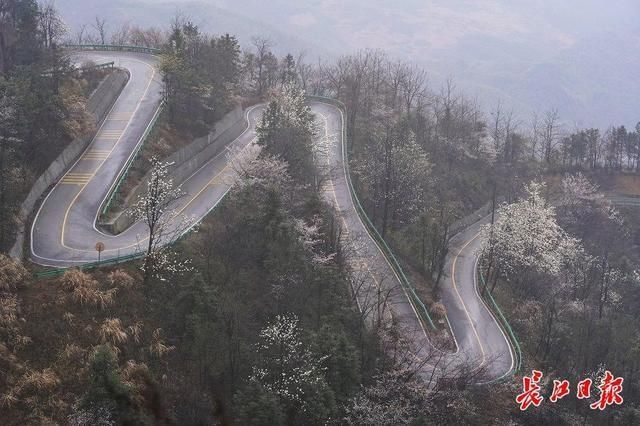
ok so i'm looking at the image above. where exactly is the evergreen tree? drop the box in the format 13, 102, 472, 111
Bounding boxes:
81, 346, 149, 425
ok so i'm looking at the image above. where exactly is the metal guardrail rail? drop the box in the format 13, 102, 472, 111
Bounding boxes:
79, 61, 114, 71
478, 270, 523, 379
35, 252, 143, 278
99, 102, 164, 219
308, 95, 437, 330
59, 43, 166, 219
63, 44, 162, 55
34, 44, 167, 278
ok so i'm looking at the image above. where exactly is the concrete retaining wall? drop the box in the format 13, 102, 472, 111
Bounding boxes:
9, 69, 130, 259
102, 106, 247, 234
87, 70, 130, 122
449, 197, 505, 237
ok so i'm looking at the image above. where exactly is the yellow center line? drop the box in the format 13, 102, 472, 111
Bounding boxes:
175, 165, 230, 216
60, 142, 242, 254
319, 114, 389, 320
108, 112, 133, 119
60, 61, 157, 249
450, 231, 487, 368
58, 101, 259, 254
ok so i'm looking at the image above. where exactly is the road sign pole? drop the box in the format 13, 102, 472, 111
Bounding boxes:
95, 242, 105, 262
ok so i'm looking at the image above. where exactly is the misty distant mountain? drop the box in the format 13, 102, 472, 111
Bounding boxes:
57, 0, 640, 128
58, 0, 330, 57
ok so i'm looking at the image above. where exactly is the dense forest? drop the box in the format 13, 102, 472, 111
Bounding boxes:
0, 0, 102, 252
1, 1, 640, 424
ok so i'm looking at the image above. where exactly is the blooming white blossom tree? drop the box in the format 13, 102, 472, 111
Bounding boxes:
559, 172, 623, 230
481, 181, 583, 286
353, 109, 431, 237
128, 157, 191, 284
257, 83, 315, 137
561, 172, 603, 207
256, 84, 318, 186
249, 314, 327, 410
68, 404, 114, 426
231, 148, 292, 193
294, 215, 336, 265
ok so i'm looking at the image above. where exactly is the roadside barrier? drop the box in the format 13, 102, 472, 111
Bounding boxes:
307, 95, 437, 330
10, 69, 129, 260
98, 102, 164, 220
63, 44, 162, 55
35, 252, 143, 278
477, 269, 523, 379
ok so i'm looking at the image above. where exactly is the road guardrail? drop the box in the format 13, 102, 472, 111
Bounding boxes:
307, 95, 437, 330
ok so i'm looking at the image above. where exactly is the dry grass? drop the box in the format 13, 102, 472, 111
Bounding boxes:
21, 368, 60, 391
0, 294, 19, 327
0, 254, 29, 291
99, 318, 128, 346
59, 344, 87, 364
128, 321, 143, 344
430, 302, 447, 319
107, 269, 137, 290
149, 328, 175, 358
0, 389, 19, 408
59, 269, 118, 309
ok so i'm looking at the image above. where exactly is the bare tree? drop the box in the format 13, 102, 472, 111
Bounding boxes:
400, 64, 427, 117
129, 26, 165, 48
319, 56, 349, 99
542, 108, 561, 163
251, 36, 273, 96
530, 112, 540, 160
489, 101, 504, 160
39, 1, 66, 48
110, 21, 131, 46
435, 79, 458, 141
74, 23, 88, 45
344, 321, 493, 425
92, 16, 108, 45
502, 109, 519, 164
386, 60, 407, 109
295, 50, 313, 91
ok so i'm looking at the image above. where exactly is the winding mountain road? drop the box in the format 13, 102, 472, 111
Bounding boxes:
31, 51, 262, 267
314, 102, 514, 382
31, 50, 514, 383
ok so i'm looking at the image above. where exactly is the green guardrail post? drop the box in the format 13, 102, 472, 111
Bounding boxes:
62, 44, 162, 55
478, 270, 523, 375
99, 101, 164, 218
308, 95, 437, 330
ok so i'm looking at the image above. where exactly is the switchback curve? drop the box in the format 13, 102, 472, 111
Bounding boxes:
31, 50, 515, 383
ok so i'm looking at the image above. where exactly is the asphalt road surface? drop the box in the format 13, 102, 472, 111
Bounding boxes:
31, 51, 262, 267
31, 51, 514, 383
314, 102, 514, 383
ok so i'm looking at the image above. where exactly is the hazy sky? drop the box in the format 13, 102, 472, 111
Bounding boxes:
161, 0, 638, 51
60, 0, 640, 127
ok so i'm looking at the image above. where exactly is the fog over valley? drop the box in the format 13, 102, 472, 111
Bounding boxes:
58, 0, 640, 128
